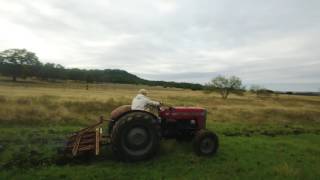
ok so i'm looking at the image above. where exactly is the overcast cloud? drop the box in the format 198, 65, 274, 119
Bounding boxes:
0, 0, 319, 91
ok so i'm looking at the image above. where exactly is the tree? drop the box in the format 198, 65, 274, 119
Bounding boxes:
250, 85, 262, 93
249, 85, 274, 98
39, 63, 66, 80
0, 49, 40, 81
206, 75, 244, 99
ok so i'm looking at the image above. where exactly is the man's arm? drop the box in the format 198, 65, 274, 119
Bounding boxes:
143, 96, 160, 106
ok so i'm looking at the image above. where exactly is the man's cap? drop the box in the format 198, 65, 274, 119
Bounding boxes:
139, 89, 148, 95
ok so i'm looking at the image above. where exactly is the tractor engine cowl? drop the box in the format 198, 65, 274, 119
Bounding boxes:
159, 107, 207, 130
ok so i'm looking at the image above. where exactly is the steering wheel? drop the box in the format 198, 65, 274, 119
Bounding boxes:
158, 103, 174, 111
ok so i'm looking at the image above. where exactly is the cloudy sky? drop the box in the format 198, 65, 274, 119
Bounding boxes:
0, 0, 319, 91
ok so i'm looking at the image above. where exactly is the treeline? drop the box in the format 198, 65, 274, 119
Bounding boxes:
0, 49, 203, 90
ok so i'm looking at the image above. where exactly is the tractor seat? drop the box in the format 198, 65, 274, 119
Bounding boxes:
110, 105, 132, 120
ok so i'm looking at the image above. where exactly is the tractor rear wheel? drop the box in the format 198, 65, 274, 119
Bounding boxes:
110, 111, 160, 161
193, 130, 219, 156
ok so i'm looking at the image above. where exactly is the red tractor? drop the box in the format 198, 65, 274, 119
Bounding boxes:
64, 105, 219, 162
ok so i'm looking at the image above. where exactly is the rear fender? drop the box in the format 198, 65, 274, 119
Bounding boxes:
108, 110, 159, 134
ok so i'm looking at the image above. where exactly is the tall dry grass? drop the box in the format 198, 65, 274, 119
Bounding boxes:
0, 81, 319, 126
0, 95, 130, 125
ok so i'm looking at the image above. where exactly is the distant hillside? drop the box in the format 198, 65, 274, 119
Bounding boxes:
0, 63, 203, 90
276, 91, 320, 96
84, 68, 203, 90
0, 48, 203, 90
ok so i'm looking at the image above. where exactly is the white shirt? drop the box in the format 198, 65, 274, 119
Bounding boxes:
131, 94, 160, 110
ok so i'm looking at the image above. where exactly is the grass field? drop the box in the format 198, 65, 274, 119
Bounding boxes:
0, 80, 320, 179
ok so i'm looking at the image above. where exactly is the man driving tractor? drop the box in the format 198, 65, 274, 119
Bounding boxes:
132, 89, 160, 111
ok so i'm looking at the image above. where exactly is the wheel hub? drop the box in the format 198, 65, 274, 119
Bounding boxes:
127, 127, 148, 146
200, 137, 214, 154
122, 125, 153, 156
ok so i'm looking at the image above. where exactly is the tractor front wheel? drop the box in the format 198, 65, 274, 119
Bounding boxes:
193, 130, 219, 156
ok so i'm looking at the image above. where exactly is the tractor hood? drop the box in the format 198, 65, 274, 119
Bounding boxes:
159, 107, 207, 129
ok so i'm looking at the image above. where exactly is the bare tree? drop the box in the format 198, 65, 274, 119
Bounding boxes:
249, 84, 274, 98
249, 85, 263, 94
206, 75, 244, 99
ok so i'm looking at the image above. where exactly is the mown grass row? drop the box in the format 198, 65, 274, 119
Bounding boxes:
1, 126, 319, 180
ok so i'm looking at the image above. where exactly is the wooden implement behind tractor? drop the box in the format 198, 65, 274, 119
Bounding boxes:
64, 116, 107, 156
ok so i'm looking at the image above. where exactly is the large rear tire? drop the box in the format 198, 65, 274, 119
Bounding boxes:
111, 111, 160, 161
193, 130, 219, 156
